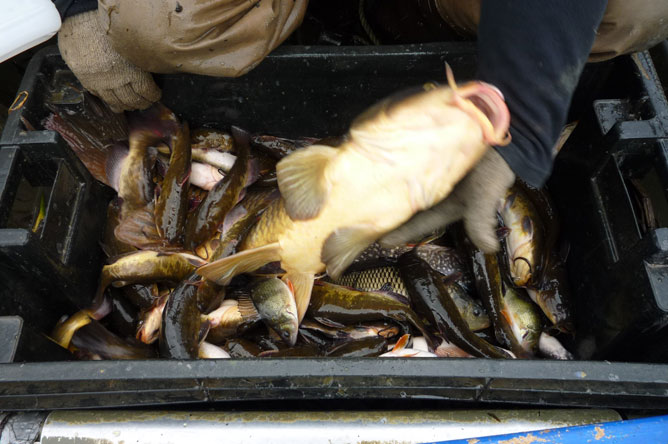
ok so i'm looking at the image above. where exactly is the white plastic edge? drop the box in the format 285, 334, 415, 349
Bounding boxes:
0, 0, 62, 63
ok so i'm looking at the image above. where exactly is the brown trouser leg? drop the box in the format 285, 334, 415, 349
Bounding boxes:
434, 0, 668, 62
98, 0, 309, 77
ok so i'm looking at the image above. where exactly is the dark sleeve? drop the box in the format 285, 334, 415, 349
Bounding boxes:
53, 0, 97, 19
476, 0, 607, 187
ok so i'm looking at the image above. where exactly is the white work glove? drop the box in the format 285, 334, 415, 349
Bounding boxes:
57, 10, 161, 113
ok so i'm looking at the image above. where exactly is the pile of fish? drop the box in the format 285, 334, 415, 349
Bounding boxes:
45, 71, 574, 360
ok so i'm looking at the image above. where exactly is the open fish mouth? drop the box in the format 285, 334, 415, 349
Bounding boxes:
444, 66, 511, 147
459, 81, 511, 146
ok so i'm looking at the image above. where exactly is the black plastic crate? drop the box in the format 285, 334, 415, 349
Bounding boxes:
1, 45, 668, 411
549, 51, 668, 361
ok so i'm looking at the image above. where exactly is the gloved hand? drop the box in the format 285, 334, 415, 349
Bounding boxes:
57, 10, 161, 113
380, 149, 515, 253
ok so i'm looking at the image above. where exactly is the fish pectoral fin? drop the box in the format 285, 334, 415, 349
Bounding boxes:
276, 145, 337, 220
197, 242, 281, 285
285, 271, 315, 323
322, 224, 378, 280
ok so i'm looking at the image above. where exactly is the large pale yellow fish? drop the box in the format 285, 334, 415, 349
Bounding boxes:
198, 68, 511, 322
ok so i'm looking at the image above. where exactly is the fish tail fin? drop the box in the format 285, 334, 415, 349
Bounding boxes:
276, 145, 337, 220
43, 113, 118, 188
284, 271, 314, 323
197, 242, 281, 285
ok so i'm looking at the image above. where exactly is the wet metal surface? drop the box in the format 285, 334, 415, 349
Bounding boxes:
39, 409, 621, 444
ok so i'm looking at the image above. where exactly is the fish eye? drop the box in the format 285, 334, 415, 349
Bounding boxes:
473, 308, 481, 316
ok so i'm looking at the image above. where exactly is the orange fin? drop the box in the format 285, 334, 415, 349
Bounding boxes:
284, 271, 315, 323
391, 334, 411, 352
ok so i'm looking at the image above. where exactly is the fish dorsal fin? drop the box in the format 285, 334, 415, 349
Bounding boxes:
276, 145, 337, 220
197, 242, 281, 285
322, 224, 378, 280
284, 271, 315, 323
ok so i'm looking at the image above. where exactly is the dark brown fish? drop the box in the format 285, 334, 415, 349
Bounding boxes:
122, 284, 160, 310
499, 184, 548, 288
154, 122, 191, 245
516, 181, 560, 242
308, 281, 435, 346
300, 319, 401, 341
159, 274, 203, 359
398, 250, 512, 359
105, 141, 157, 218
298, 327, 332, 349
468, 246, 528, 358
526, 254, 575, 335
106, 290, 140, 339
196, 280, 224, 314
185, 127, 252, 251
325, 337, 388, 357
99, 251, 206, 292
414, 244, 476, 294
333, 266, 488, 331
108, 104, 183, 218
